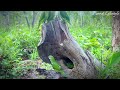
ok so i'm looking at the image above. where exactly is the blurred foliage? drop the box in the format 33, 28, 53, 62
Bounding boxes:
99, 52, 120, 79
37, 11, 70, 29
0, 11, 119, 79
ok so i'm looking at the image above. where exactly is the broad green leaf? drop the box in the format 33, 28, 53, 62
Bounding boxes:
48, 55, 61, 70
60, 11, 70, 24
48, 55, 66, 76
108, 52, 120, 66
101, 52, 120, 77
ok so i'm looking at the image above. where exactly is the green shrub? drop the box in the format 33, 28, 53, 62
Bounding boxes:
0, 25, 40, 78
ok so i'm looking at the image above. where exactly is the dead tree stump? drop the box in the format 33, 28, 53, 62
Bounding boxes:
37, 18, 103, 79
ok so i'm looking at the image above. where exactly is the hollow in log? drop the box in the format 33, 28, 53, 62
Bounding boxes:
37, 18, 103, 79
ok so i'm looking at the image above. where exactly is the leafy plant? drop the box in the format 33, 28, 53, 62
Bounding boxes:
108, 52, 120, 66
99, 52, 120, 79
48, 55, 61, 71
37, 11, 70, 29
48, 55, 65, 75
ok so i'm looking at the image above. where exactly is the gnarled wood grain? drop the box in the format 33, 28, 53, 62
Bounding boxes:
37, 18, 103, 79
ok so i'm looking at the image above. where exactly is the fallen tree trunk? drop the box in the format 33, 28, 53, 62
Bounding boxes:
37, 18, 104, 79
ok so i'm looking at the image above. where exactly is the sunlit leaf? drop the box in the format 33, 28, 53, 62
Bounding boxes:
48, 55, 61, 70
108, 52, 120, 66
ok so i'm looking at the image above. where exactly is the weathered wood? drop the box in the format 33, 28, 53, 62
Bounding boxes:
112, 11, 120, 52
37, 18, 103, 79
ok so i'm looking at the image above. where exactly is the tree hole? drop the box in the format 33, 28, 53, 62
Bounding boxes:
61, 57, 74, 69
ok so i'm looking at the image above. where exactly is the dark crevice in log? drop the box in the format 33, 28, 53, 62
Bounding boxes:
61, 56, 74, 69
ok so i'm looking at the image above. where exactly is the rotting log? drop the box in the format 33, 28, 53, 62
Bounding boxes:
37, 18, 104, 79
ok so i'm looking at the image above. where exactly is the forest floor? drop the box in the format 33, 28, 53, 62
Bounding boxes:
0, 23, 120, 79
11, 58, 64, 79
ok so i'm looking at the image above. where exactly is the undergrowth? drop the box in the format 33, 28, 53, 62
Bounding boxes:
0, 18, 119, 79
0, 25, 40, 78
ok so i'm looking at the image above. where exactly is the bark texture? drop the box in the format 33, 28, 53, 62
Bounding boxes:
112, 11, 120, 52
37, 18, 102, 79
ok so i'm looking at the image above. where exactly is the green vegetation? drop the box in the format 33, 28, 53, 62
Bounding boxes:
0, 11, 119, 79
48, 55, 65, 75
0, 25, 40, 78
100, 52, 120, 78
48, 55, 61, 71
